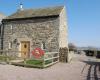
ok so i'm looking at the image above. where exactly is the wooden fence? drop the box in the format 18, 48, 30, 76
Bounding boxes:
0, 50, 59, 68
43, 52, 59, 67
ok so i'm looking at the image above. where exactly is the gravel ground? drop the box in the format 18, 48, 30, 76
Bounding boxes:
0, 54, 99, 80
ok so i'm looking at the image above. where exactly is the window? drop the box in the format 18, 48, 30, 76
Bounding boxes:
10, 25, 13, 29
41, 42, 46, 50
10, 25, 13, 34
9, 42, 12, 49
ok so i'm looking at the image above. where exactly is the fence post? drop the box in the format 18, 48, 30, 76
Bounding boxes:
42, 54, 45, 68
24, 58, 26, 64
52, 53, 53, 64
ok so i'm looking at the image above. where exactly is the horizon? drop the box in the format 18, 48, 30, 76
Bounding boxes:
0, 0, 100, 48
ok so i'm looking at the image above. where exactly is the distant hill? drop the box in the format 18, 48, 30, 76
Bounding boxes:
77, 46, 100, 51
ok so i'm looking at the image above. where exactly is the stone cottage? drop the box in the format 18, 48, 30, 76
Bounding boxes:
1, 6, 68, 62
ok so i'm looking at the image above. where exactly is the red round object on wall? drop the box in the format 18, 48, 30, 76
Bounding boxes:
31, 48, 44, 58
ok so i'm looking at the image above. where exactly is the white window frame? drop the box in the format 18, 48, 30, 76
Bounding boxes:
9, 42, 12, 49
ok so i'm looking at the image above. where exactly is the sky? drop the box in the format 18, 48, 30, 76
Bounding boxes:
0, 0, 100, 47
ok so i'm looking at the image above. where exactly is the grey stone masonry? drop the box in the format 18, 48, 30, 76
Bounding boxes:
3, 17, 59, 56
59, 6, 69, 62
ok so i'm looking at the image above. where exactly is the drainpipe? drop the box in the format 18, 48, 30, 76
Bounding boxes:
1, 22, 4, 50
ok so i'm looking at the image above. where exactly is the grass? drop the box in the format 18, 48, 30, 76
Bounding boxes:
26, 60, 43, 66
18, 59, 53, 68
0, 55, 16, 62
0, 56, 12, 64
0, 55, 8, 62
11, 59, 53, 68
45, 60, 52, 64
25, 59, 52, 65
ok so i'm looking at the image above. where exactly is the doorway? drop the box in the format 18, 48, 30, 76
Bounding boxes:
21, 41, 30, 58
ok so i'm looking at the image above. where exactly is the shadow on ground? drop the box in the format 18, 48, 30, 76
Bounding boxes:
81, 60, 100, 80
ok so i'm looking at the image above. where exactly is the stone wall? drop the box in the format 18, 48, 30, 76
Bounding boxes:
59, 6, 68, 48
3, 17, 59, 56
59, 47, 68, 62
68, 51, 74, 62
59, 7, 69, 62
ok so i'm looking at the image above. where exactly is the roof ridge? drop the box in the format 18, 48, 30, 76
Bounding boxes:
4, 5, 64, 20
22, 5, 64, 11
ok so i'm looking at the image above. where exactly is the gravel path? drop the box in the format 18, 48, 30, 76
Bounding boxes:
0, 54, 99, 80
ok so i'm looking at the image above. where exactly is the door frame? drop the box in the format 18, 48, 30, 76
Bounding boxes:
18, 38, 31, 58
20, 41, 30, 58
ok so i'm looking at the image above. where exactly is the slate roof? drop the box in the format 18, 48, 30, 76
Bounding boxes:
5, 6, 64, 20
